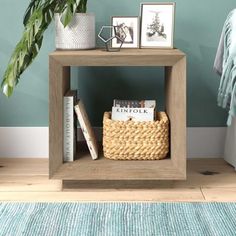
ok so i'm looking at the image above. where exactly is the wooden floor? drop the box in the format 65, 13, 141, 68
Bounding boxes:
0, 158, 236, 202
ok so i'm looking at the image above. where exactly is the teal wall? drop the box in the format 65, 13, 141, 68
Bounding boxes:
0, 0, 234, 127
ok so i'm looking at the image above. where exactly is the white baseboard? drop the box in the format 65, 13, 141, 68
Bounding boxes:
0, 127, 49, 158
0, 127, 226, 158
187, 127, 226, 158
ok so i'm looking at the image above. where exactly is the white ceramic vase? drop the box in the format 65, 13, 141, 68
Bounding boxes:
55, 13, 95, 50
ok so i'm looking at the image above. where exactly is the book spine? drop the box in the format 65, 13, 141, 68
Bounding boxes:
111, 107, 155, 122
80, 119, 98, 160
114, 99, 142, 108
74, 105, 98, 160
113, 99, 156, 108
64, 96, 75, 162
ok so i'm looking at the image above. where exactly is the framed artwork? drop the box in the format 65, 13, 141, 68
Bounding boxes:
111, 16, 139, 48
140, 3, 175, 48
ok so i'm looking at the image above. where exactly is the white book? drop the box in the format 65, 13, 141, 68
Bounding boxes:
74, 100, 98, 160
64, 90, 77, 162
111, 106, 155, 122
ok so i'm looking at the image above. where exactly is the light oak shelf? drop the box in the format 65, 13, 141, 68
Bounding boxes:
52, 149, 184, 181
49, 48, 187, 184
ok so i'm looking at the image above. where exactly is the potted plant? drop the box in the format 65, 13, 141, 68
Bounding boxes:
55, 2, 95, 50
1, 0, 94, 97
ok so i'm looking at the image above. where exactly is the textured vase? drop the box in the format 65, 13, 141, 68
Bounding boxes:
55, 13, 95, 50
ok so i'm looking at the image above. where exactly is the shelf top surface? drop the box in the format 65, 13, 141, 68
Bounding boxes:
49, 48, 186, 66
50, 48, 185, 57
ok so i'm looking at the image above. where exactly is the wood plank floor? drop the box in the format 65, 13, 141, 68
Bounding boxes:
0, 158, 236, 202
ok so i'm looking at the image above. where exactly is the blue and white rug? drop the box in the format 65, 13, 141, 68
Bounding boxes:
0, 202, 235, 236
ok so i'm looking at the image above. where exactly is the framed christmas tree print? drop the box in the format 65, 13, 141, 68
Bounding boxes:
140, 3, 175, 48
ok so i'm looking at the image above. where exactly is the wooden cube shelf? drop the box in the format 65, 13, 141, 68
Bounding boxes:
49, 49, 187, 183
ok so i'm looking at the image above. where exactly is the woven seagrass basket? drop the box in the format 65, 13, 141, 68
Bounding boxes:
103, 112, 169, 160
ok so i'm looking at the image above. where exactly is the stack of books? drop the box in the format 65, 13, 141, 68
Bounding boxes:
63, 90, 98, 162
111, 99, 157, 122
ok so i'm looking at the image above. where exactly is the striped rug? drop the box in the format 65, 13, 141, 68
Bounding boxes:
0, 202, 235, 236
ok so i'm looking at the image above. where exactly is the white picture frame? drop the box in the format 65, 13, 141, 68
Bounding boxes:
111, 16, 139, 48
140, 3, 175, 48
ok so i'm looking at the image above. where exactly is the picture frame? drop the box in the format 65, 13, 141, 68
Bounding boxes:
140, 3, 175, 48
111, 16, 139, 48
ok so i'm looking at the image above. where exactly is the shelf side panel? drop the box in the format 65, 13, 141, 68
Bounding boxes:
165, 57, 187, 178
49, 57, 70, 178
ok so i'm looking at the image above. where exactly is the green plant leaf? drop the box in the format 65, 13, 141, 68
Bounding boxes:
23, 0, 41, 26
60, 8, 73, 27
77, 0, 87, 13
1, 0, 88, 97
1, 1, 57, 97
60, 0, 81, 27
23, 0, 57, 25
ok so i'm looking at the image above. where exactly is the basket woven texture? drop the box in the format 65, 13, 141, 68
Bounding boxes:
103, 112, 169, 160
